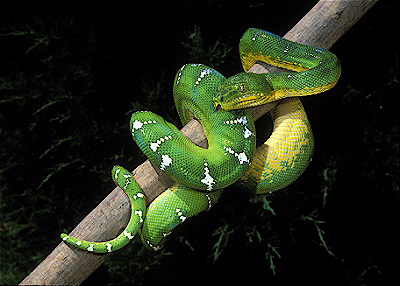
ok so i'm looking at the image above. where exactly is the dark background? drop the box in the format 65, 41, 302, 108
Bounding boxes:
0, 0, 398, 285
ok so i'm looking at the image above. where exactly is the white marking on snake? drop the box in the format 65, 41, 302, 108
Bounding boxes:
62, 235, 70, 241
176, 71, 182, 84
149, 142, 158, 152
123, 230, 135, 239
223, 147, 250, 165
200, 68, 212, 78
224, 116, 248, 125
160, 154, 172, 170
243, 126, 253, 138
87, 244, 94, 252
134, 210, 144, 223
237, 116, 248, 124
224, 116, 253, 138
133, 192, 144, 200
150, 135, 173, 152
124, 179, 130, 189
200, 161, 215, 191
76, 240, 82, 246
195, 68, 212, 86
132, 120, 157, 133
176, 208, 187, 222
237, 152, 249, 164
106, 243, 112, 252
205, 194, 212, 211
132, 120, 143, 130
114, 168, 120, 180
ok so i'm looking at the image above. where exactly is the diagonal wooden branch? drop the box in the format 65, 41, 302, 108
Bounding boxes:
20, 0, 379, 285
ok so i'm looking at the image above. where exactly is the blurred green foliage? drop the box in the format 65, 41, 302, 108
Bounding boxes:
1, 1, 398, 285
179, 25, 232, 68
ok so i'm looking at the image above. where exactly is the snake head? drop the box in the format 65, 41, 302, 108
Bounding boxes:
213, 72, 274, 111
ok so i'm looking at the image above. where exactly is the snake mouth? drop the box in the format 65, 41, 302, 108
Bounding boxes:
213, 104, 222, 113
230, 92, 271, 109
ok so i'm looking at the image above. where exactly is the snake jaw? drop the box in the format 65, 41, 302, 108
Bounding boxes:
212, 93, 228, 111
213, 103, 222, 113
214, 90, 265, 110
214, 88, 243, 111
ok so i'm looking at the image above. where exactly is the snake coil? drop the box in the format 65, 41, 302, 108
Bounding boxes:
61, 28, 340, 252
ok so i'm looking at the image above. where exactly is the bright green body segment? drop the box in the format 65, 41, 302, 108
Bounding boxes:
213, 28, 341, 110
60, 165, 146, 253
130, 64, 256, 192
61, 28, 340, 252
141, 186, 222, 250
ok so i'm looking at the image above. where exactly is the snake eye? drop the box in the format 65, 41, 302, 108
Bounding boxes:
240, 84, 247, 93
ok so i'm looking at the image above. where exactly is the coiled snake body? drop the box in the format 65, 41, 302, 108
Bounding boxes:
61, 28, 341, 252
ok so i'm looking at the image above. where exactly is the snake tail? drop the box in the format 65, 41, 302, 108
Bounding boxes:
140, 185, 223, 251
60, 165, 146, 253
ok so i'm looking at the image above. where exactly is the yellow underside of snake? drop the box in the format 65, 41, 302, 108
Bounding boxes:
61, 28, 341, 252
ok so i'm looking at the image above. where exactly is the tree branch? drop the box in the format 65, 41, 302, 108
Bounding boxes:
20, 0, 379, 285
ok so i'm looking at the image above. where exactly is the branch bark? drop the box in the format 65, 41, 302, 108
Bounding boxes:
20, 0, 379, 285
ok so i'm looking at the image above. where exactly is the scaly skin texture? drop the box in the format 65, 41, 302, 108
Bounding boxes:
61, 166, 146, 253
213, 28, 341, 110
61, 28, 340, 252
141, 185, 222, 250
236, 97, 314, 194
131, 64, 256, 192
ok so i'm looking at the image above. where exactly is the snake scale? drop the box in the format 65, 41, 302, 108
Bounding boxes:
61, 28, 341, 252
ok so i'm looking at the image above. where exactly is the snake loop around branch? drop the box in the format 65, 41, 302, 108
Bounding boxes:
61, 28, 340, 252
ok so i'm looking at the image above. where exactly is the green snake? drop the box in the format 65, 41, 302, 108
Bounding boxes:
61, 28, 341, 252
